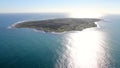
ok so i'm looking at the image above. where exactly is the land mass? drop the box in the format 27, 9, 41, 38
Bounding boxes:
14, 18, 101, 32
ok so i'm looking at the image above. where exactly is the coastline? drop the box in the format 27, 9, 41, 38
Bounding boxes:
7, 19, 46, 29
8, 18, 100, 34
8, 22, 100, 34
7, 20, 28, 29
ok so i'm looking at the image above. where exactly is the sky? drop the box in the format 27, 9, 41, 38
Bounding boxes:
0, 0, 120, 17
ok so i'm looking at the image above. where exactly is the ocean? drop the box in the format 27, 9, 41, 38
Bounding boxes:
0, 13, 120, 68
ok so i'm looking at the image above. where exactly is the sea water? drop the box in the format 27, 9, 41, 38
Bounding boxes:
0, 13, 120, 68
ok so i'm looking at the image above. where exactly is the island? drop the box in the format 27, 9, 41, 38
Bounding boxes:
13, 18, 100, 32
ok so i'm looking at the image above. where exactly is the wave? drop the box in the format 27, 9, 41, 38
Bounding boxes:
95, 22, 101, 28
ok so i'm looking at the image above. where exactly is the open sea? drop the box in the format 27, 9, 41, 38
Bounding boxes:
0, 13, 120, 68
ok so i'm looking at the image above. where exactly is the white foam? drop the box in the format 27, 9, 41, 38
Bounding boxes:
94, 22, 100, 28
7, 20, 39, 29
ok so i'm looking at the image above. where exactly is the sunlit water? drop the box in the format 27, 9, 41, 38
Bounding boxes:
55, 28, 110, 68
0, 14, 120, 68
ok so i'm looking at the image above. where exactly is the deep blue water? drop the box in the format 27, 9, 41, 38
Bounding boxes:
0, 13, 120, 68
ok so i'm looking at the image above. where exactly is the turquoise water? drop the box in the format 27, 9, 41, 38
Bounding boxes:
0, 13, 120, 68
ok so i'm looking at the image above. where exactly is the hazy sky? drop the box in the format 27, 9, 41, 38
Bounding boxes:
0, 0, 120, 17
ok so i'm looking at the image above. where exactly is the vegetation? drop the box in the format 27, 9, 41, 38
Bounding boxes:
14, 18, 100, 32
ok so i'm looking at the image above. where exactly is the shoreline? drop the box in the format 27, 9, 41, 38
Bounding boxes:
8, 18, 100, 34
8, 20, 27, 29
7, 18, 59, 29
8, 20, 38, 29
8, 22, 100, 34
